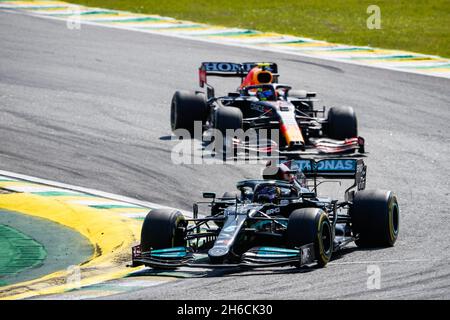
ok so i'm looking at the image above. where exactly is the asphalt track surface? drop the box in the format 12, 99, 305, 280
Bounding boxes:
1, 10, 449, 299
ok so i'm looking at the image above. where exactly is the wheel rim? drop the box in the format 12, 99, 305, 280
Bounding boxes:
172, 216, 186, 247
321, 220, 332, 256
390, 202, 399, 238
170, 99, 177, 130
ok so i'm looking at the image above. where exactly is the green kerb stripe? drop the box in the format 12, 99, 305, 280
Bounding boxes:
194, 30, 258, 37
99, 17, 170, 23
345, 54, 420, 60
79, 10, 118, 15
274, 40, 309, 44
326, 47, 372, 52
32, 191, 89, 197
21, 6, 69, 10
141, 24, 203, 30
50, 10, 118, 16
404, 63, 450, 69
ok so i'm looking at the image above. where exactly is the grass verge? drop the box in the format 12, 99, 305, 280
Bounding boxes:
68, 0, 449, 58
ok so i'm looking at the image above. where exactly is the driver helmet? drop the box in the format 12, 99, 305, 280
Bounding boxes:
256, 87, 275, 101
262, 161, 307, 187
254, 185, 281, 204
262, 163, 294, 182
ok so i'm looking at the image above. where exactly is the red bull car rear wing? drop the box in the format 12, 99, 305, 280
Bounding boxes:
199, 62, 279, 88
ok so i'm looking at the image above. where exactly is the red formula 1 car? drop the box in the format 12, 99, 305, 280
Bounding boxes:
170, 62, 365, 156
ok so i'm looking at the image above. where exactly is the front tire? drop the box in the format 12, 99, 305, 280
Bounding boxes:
350, 190, 399, 247
327, 106, 357, 140
140, 209, 186, 252
287, 208, 333, 267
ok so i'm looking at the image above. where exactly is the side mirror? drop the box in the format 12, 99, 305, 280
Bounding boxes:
203, 192, 216, 199
207, 86, 215, 100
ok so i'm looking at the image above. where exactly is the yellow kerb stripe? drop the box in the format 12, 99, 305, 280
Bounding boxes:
0, 193, 145, 300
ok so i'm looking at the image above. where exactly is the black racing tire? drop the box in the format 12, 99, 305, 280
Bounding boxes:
214, 106, 243, 135
170, 90, 207, 135
213, 106, 243, 157
288, 89, 313, 112
287, 208, 333, 267
140, 209, 186, 252
350, 190, 399, 248
288, 89, 308, 99
327, 106, 358, 140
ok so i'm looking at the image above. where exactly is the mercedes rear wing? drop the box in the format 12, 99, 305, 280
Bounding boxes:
280, 158, 367, 196
285, 158, 364, 178
199, 62, 279, 88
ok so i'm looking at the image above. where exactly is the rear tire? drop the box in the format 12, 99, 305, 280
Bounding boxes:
287, 208, 333, 267
222, 191, 239, 199
171, 90, 207, 135
288, 89, 313, 112
350, 190, 399, 247
288, 89, 307, 99
140, 209, 186, 252
327, 106, 357, 140
214, 106, 243, 134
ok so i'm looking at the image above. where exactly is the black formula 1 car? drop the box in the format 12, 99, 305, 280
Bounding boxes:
170, 62, 365, 156
131, 158, 399, 269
